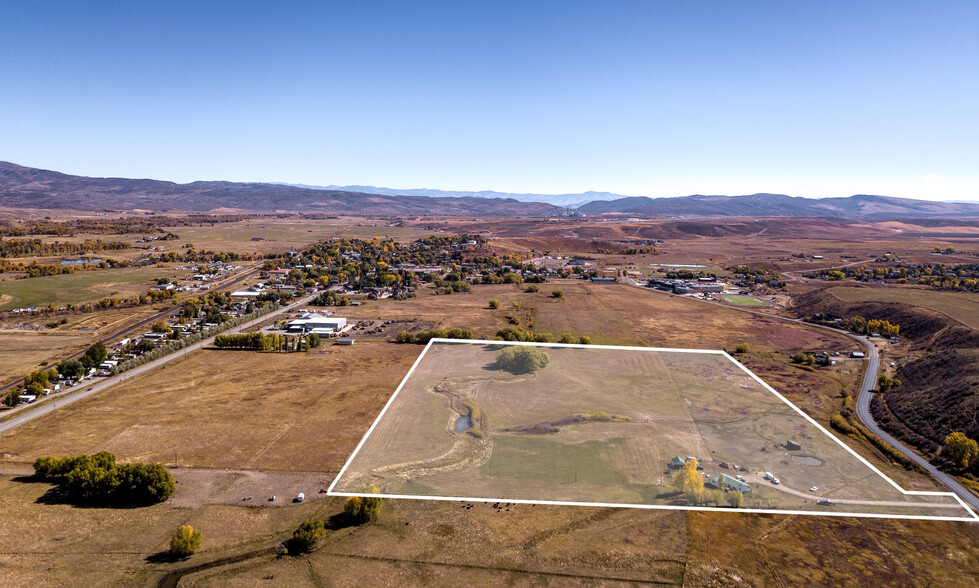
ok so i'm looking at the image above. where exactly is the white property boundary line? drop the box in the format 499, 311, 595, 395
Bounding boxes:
328, 339, 979, 522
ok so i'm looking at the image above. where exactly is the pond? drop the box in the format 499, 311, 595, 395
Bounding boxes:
454, 415, 472, 433
791, 456, 823, 466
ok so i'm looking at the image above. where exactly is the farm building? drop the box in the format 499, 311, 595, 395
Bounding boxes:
850, 351, 865, 358
286, 314, 347, 333
591, 277, 616, 284
337, 338, 355, 345
707, 473, 751, 493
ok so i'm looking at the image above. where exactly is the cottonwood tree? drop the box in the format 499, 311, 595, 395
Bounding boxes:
945, 432, 979, 470
495, 346, 550, 374
169, 525, 203, 558
343, 484, 383, 523
290, 519, 326, 554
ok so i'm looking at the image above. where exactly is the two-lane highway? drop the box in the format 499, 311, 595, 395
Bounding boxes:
0, 294, 314, 435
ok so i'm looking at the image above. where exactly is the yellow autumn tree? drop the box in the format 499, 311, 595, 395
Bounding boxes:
169, 525, 203, 558
671, 458, 704, 503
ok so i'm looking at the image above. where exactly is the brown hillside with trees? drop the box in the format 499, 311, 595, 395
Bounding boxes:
791, 287, 979, 468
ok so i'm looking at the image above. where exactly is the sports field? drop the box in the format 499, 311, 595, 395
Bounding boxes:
332, 340, 973, 520
719, 295, 770, 307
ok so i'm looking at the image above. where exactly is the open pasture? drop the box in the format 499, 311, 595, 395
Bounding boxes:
0, 342, 419, 473
0, 266, 187, 310
333, 341, 970, 518
169, 217, 433, 253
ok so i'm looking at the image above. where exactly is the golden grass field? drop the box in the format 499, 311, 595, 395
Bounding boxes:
3, 217, 979, 586
826, 285, 979, 330
0, 304, 179, 385
0, 342, 419, 473
335, 342, 966, 517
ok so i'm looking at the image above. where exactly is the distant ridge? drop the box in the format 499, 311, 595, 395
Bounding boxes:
2, 162, 978, 218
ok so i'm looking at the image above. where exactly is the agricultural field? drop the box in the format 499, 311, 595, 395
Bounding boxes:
719, 294, 771, 307
168, 217, 433, 254
333, 341, 971, 519
0, 342, 419, 474
0, 266, 188, 310
338, 280, 857, 352
825, 285, 979, 330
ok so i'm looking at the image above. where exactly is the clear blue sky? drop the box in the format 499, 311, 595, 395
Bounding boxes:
2, 1, 977, 200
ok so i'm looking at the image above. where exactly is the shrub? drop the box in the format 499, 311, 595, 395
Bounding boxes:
551, 289, 564, 298
734, 343, 750, 353
169, 525, 203, 558
525, 285, 540, 293
488, 299, 501, 309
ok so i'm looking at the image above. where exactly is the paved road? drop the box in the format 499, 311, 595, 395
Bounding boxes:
0, 294, 314, 435
622, 278, 979, 513
0, 263, 264, 395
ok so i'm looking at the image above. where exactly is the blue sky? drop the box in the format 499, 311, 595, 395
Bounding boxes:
1, 1, 977, 200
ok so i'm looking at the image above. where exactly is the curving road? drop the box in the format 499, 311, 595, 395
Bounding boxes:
621, 278, 979, 513
0, 294, 314, 435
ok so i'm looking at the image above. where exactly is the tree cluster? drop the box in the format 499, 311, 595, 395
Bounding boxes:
945, 432, 979, 471
495, 346, 550, 374
214, 332, 320, 351
846, 316, 900, 336
33, 451, 175, 505
343, 484, 383, 524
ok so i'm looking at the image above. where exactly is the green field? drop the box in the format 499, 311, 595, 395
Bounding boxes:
828, 286, 979, 329
0, 267, 186, 310
332, 342, 968, 518
719, 294, 770, 307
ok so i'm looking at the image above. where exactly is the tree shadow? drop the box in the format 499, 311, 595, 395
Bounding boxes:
145, 550, 182, 564
324, 512, 359, 531
29, 482, 148, 510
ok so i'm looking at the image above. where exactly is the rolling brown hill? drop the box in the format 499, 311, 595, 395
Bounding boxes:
4, 161, 979, 218
0, 162, 563, 216
791, 286, 979, 468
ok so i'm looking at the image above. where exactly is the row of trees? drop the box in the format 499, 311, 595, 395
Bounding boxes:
112, 303, 280, 374
214, 332, 320, 351
394, 328, 473, 344
33, 451, 175, 505
847, 316, 900, 336
0, 237, 130, 258
495, 326, 589, 345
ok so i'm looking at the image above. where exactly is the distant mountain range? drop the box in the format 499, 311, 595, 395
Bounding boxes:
2, 161, 978, 219
285, 184, 618, 208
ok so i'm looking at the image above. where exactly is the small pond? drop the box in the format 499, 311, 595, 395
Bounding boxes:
791, 456, 823, 466
454, 415, 472, 433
